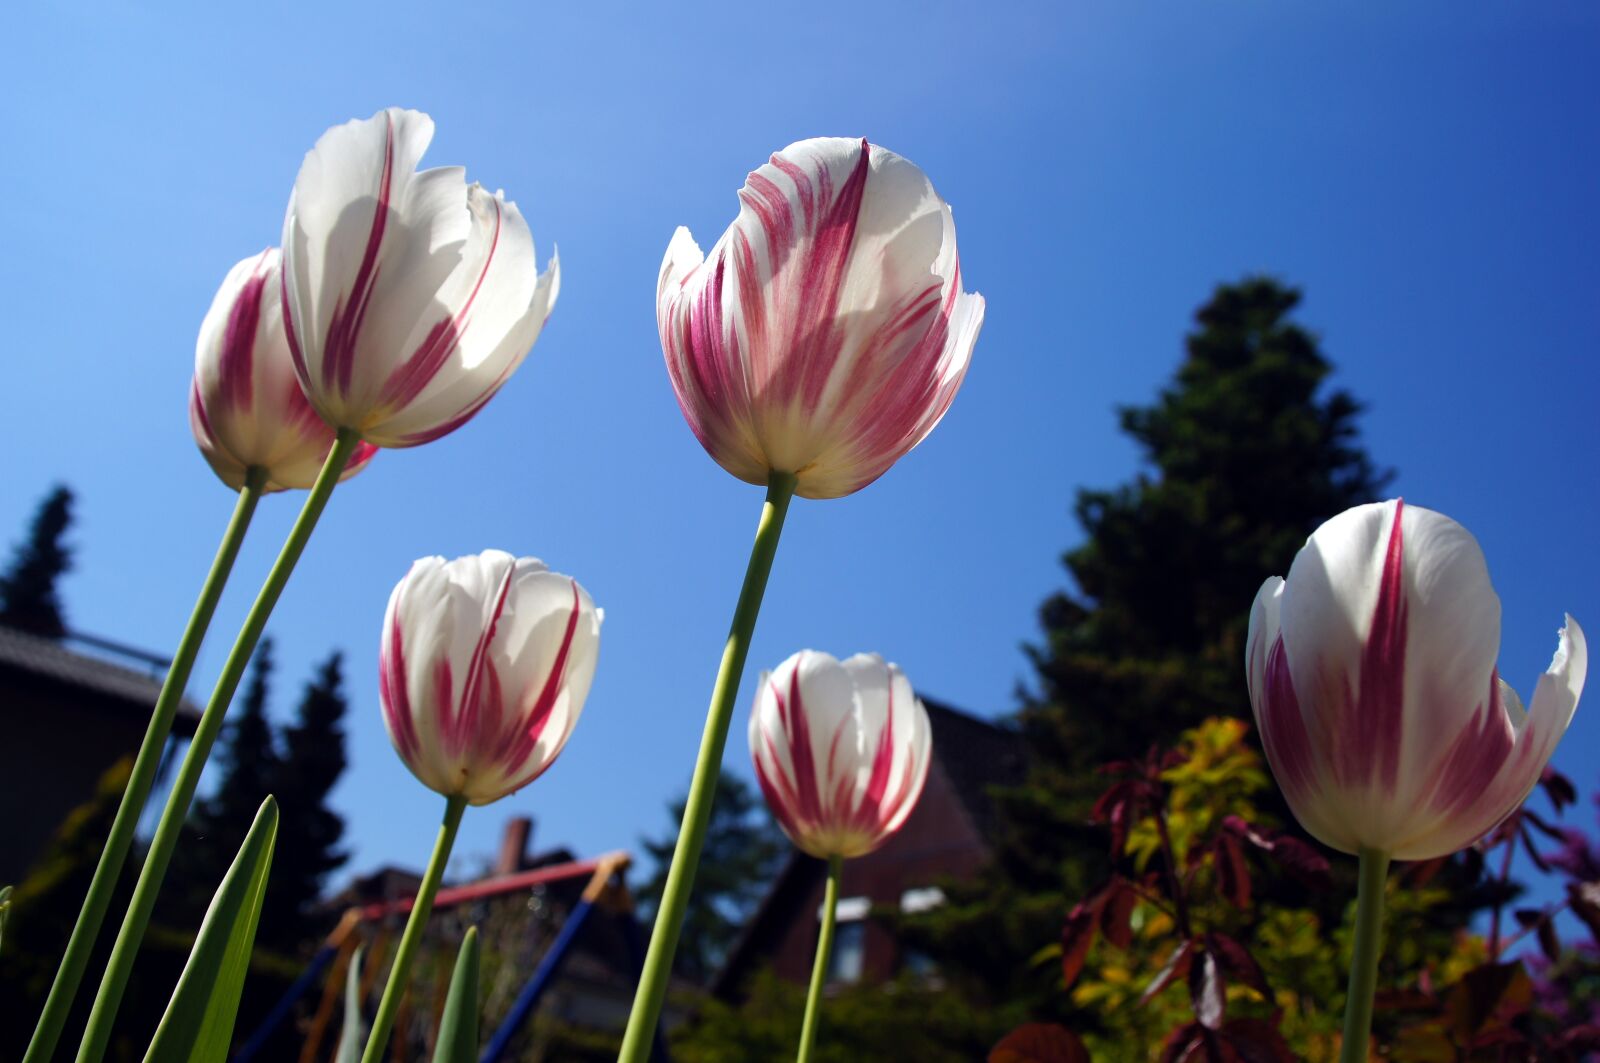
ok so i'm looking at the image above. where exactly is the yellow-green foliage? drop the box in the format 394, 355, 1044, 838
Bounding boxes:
1068, 718, 1482, 1061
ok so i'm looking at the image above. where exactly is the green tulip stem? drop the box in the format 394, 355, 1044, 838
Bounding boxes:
1339, 847, 1390, 1063
23, 468, 266, 1063
617, 471, 799, 1062
797, 855, 843, 1063
75, 429, 361, 1063
361, 795, 468, 1063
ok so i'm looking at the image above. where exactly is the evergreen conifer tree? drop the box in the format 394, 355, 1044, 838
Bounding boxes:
639, 775, 788, 985
0, 485, 74, 638
174, 639, 281, 917
260, 650, 350, 952
910, 277, 1393, 1014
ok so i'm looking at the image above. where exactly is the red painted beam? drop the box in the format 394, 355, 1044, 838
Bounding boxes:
358, 850, 630, 921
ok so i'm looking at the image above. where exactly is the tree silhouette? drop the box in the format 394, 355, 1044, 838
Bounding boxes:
908, 277, 1393, 1015
639, 774, 787, 985
0, 485, 75, 638
260, 650, 350, 952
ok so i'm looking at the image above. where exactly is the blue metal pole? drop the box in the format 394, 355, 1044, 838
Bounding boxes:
232, 943, 337, 1062
479, 899, 596, 1063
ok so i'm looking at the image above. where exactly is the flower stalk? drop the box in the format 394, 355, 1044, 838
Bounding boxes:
361, 795, 467, 1063
617, 472, 798, 1061
24, 468, 266, 1063
75, 430, 361, 1063
1339, 848, 1390, 1063
797, 855, 843, 1063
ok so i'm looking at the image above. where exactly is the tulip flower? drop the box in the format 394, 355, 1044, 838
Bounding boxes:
622, 140, 980, 1061
281, 107, 559, 449
54, 114, 562, 1063
748, 650, 932, 1063
380, 550, 602, 806
362, 550, 599, 1062
1246, 498, 1585, 861
749, 650, 933, 860
1245, 498, 1585, 1063
191, 248, 377, 492
658, 136, 984, 500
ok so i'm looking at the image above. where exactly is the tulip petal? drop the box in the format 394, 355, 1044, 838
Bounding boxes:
193, 248, 373, 492
1278, 500, 1501, 812
284, 109, 555, 446
1396, 616, 1586, 859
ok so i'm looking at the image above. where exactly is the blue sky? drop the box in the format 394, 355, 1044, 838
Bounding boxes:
3, 1, 1597, 907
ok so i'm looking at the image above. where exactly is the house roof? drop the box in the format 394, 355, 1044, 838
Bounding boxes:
710, 696, 1026, 998
919, 696, 1028, 835
0, 623, 202, 735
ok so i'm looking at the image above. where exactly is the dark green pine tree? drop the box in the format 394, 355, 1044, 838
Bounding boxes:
1004, 276, 1390, 887
908, 277, 1392, 1015
259, 650, 350, 954
638, 774, 788, 986
174, 638, 282, 917
0, 485, 74, 638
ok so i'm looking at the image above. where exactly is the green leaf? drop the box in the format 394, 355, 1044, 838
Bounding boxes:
142, 796, 278, 1063
432, 927, 480, 1063
0, 884, 13, 954
335, 944, 368, 1063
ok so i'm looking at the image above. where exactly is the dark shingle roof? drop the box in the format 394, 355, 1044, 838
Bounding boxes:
920, 697, 1027, 837
0, 624, 201, 733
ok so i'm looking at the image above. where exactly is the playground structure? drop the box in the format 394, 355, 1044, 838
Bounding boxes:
235, 850, 670, 1062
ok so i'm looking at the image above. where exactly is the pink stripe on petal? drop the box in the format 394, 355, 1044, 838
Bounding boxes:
1347, 499, 1410, 793
378, 197, 504, 412
781, 667, 826, 828
189, 379, 219, 447
433, 657, 456, 754
1260, 635, 1318, 808
218, 256, 271, 414
1425, 671, 1517, 821
321, 111, 396, 400
851, 673, 898, 834
754, 743, 802, 836
281, 268, 310, 385
455, 560, 516, 758
521, 581, 583, 749
380, 609, 421, 761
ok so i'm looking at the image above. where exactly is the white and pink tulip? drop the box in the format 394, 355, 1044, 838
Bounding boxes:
658, 137, 983, 499
379, 550, 600, 806
281, 108, 559, 448
1246, 499, 1585, 860
749, 650, 933, 859
190, 248, 377, 492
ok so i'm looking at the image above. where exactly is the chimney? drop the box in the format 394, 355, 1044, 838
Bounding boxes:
494, 816, 534, 876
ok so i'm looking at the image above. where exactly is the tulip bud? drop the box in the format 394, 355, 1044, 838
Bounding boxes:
379, 551, 600, 805
659, 138, 984, 499
1246, 499, 1586, 860
749, 650, 933, 859
281, 108, 559, 448
190, 249, 377, 492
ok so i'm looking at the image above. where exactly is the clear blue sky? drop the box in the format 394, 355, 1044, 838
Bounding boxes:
4, 2, 1596, 901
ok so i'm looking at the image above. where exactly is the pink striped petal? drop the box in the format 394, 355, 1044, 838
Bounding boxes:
659, 138, 982, 499
282, 109, 558, 449
192, 248, 374, 493
748, 649, 933, 859
377, 551, 601, 805
1247, 500, 1583, 859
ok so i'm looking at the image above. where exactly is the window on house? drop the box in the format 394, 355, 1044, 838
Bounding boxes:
898, 887, 947, 980
823, 896, 871, 984
829, 919, 866, 984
